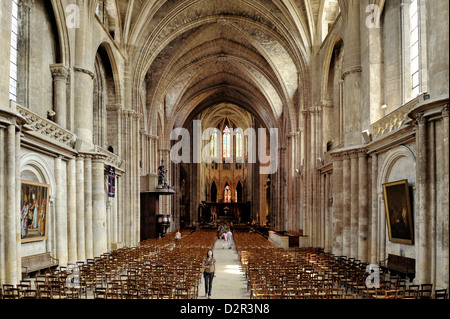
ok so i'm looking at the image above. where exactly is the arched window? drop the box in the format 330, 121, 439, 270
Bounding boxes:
223, 126, 231, 159
210, 130, 218, 158
235, 130, 243, 159
410, 0, 420, 98
9, 0, 19, 101
224, 185, 231, 203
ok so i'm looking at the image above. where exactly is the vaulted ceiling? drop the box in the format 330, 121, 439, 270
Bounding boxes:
109, 0, 340, 138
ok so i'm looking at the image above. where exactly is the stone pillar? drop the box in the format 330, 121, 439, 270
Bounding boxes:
332, 156, 343, 256
441, 105, 449, 289
5, 124, 17, 284
350, 152, 359, 258
342, 0, 362, 146
416, 111, 431, 284
342, 154, 351, 257
54, 156, 68, 266
73, 2, 94, 151
358, 151, 369, 262
370, 153, 378, 263
76, 156, 85, 261
0, 127, 5, 285
50, 64, 69, 128
84, 155, 93, 259
67, 158, 77, 263
92, 155, 107, 257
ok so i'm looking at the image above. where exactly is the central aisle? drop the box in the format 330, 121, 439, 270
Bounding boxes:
198, 238, 250, 299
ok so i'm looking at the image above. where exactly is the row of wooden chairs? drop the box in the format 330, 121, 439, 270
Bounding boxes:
0, 229, 217, 299
234, 231, 448, 300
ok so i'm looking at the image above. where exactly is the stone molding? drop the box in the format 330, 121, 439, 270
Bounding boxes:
73, 66, 95, 79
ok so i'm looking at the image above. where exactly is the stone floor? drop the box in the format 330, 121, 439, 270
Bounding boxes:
197, 239, 250, 299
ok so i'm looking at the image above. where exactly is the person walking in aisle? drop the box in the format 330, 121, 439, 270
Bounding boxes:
222, 230, 228, 249
227, 229, 234, 249
202, 249, 216, 299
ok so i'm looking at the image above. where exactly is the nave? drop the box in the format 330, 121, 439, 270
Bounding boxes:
0, 228, 447, 300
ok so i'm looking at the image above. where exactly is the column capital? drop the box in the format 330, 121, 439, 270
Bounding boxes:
50, 64, 70, 81
415, 111, 427, 126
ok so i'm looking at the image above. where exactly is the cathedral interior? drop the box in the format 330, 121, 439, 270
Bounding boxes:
0, 0, 448, 299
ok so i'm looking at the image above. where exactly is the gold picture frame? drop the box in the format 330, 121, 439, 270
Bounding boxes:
20, 180, 49, 243
382, 179, 414, 245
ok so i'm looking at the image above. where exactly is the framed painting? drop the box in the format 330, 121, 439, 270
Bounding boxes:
20, 180, 49, 243
382, 179, 414, 245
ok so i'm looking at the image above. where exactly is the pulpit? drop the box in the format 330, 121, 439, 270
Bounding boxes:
140, 161, 175, 240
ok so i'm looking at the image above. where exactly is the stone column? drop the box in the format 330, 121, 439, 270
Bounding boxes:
84, 155, 93, 259
92, 155, 107, 257
50, 64, 69, 128
73, 2, 94, 152
342, 153, 351, 257
67, 158, 77, 263
332, 156, 343, 256
358, 151, 369, 262
342, 0, 362, 146
441, 105, 449, 289
350, 152, 359, 258
0, 127, 5, 285
5, 124, 18, 284
370, 153, 378, 263
416, 112, 431, 284
55, 156, 68, 266
76, 156, 85, 261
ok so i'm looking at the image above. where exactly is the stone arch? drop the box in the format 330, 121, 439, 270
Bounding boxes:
378, 145, 416, 192
20, 153, 56, 200
377, 145, 417, 257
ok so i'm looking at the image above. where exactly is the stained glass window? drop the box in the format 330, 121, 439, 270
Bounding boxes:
223, 126, 231, 158
210, 131, 218, 158
236, 131, 243, 158
224, 185, 231, 203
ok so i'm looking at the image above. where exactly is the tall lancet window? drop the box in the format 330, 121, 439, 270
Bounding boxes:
235, 130, 243, 159
410, 0, 420, 98
9, 0, 19, 102
223, 126, 231, 159
224, 185, 231, 203
210, 130, 218, 158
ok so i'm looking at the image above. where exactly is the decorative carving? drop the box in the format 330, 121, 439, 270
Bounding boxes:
16, 104, 75, 147
94, 145, 123, 169
371, 101, 418, 139
415, 111, 427, 126
50, 65, 69, 81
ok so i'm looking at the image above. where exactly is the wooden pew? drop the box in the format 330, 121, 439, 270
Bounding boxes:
380, 254, 415, 281
21, 252, 59, 277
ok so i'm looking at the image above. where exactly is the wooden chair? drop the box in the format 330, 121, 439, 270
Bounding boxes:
94, 287, 107, 299
36, 285, 52, 299
419, 283, 433, 299
403, 288, 419, 299
434, 289, 447, 299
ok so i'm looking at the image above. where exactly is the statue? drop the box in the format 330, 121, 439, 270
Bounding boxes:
157, 160, 172, 189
